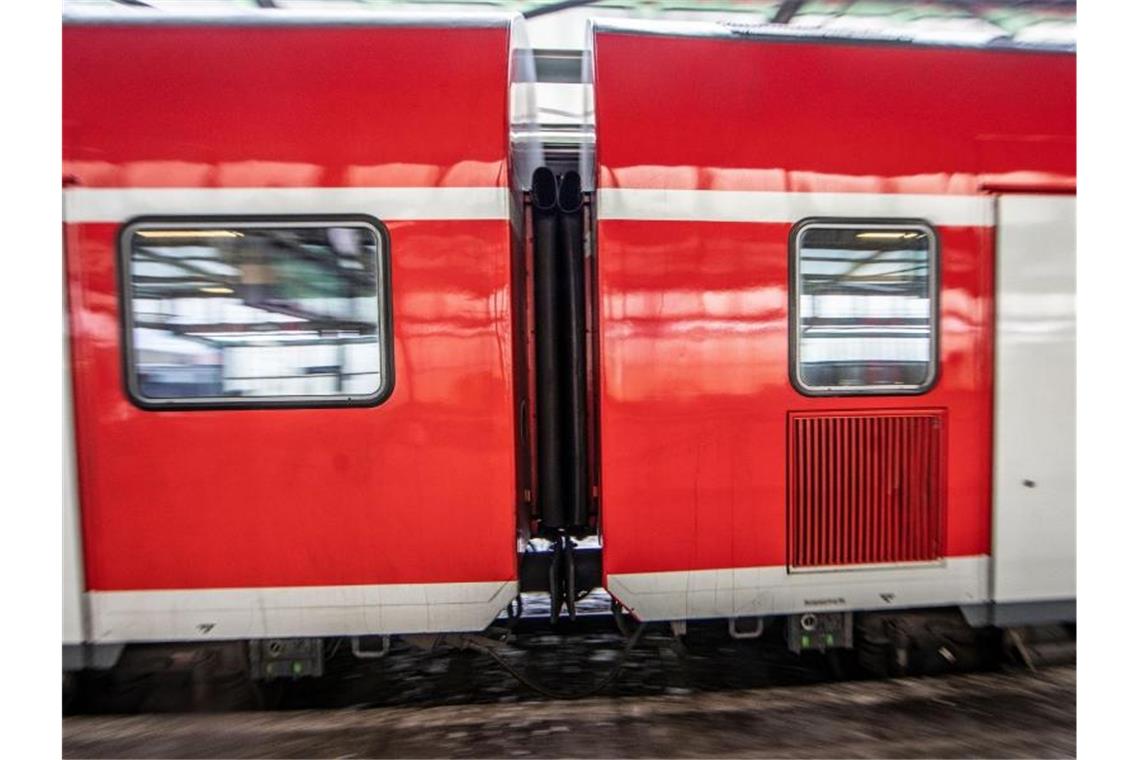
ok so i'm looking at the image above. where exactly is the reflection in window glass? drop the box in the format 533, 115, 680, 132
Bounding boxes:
793, 224, 936, 393
124, 221, 387, 405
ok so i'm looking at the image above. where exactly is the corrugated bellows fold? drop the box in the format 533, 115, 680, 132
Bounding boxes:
556, 171, 590, 530
531, 167, 565, 531
531, 168, 590, 535
788, 411, 946, 569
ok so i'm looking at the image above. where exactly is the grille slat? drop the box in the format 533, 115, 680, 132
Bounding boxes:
789, 411, 945, 569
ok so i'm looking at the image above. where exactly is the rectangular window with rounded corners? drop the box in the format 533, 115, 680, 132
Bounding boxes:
120, 218, 392, 409
791, 221, 938, 395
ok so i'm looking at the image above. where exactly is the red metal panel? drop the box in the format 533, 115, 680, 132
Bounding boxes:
788, 411, 946, 569
63, 25, 510, 188
595, 33, 1075, 193
597, 220, 992, 577
64, 23, 517, 591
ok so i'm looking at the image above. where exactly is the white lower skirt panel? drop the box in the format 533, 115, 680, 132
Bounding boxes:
607, 556, 988, 621
87, 580, 518, 643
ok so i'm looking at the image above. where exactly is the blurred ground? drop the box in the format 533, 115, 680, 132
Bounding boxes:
64, 664, 1074, 758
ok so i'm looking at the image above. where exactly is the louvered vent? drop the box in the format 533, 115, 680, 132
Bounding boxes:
788, 411, 946, 569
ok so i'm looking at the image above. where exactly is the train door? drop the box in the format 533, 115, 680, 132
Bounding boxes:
991, 193, 1076, 612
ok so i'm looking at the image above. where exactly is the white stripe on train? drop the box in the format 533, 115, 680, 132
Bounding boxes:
63, 186, 511, 223
65, 187, 996, 226
597, 188, 995, 227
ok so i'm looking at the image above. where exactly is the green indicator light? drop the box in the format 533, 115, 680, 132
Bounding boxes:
802, 635, 810, 648
292, 662, 302, 675
826, 634, 834, 645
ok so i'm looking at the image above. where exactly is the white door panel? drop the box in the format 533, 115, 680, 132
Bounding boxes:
64, 330, 86, 645
64, 205, 87, 646
992, 194, 1076, 603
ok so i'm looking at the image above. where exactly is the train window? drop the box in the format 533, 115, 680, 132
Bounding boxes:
120, 218, 392, 408
791, 221, 937, 395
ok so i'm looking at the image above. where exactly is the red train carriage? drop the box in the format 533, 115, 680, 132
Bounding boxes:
590, 20, 1075, 639
63, 8, 529, 659
63, 2, 1075, 681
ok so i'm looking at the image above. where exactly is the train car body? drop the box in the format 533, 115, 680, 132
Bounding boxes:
591, 19, 1075, 628
63, 8, 528, 651
63, 2, 1076, 677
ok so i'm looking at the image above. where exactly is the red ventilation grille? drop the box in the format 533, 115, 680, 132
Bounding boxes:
788, 411, 946, 569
